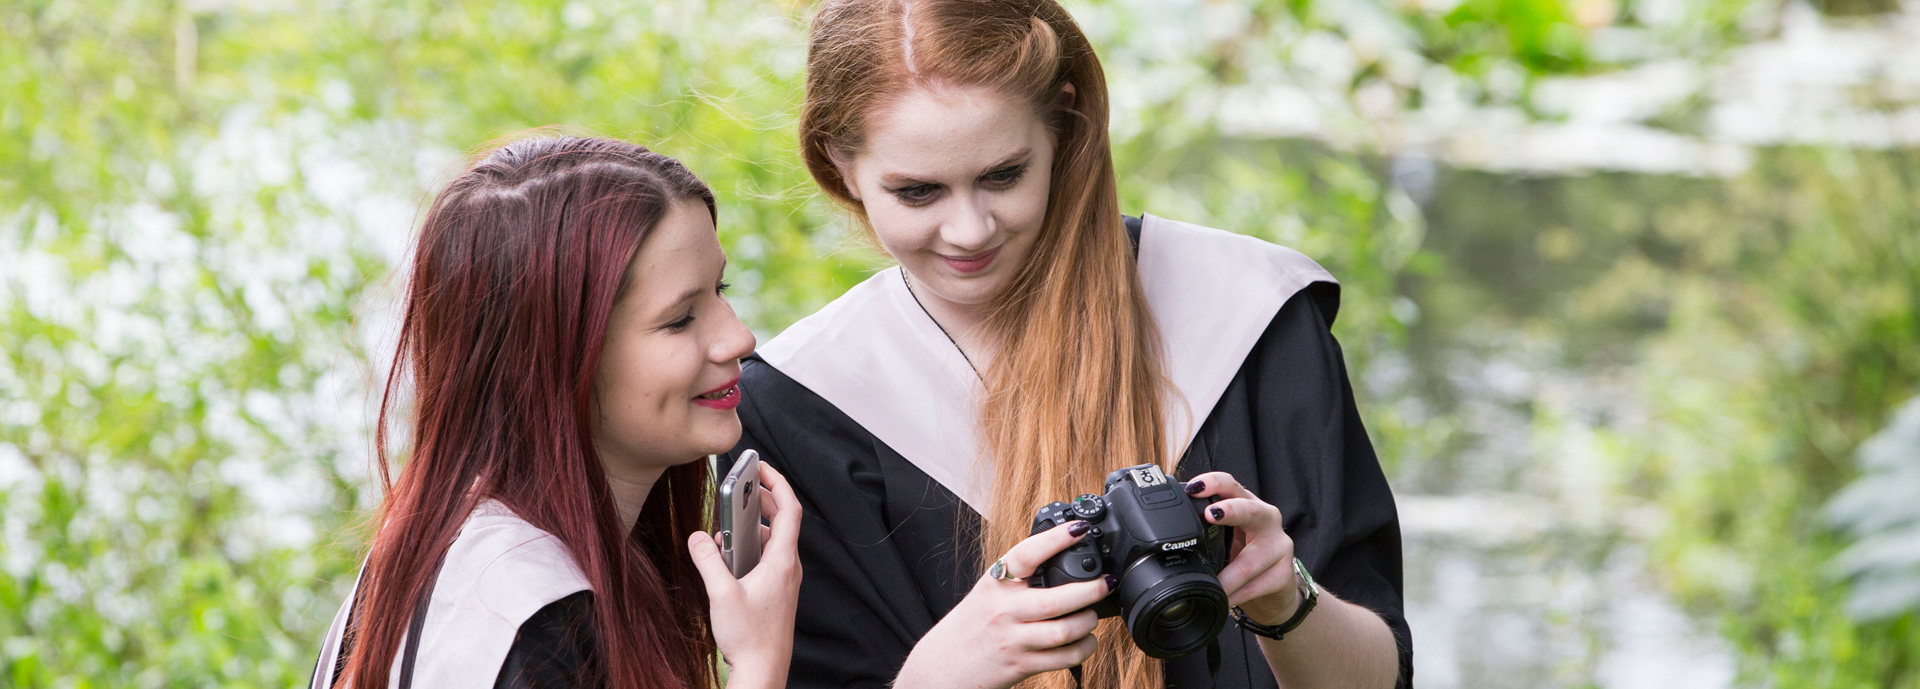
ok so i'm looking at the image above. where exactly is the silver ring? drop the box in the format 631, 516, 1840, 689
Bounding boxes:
988, 557, 1021, 581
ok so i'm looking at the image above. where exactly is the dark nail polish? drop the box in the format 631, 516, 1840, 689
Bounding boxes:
1184, 480, 1205, 495
1209, 506, 1224, 520
1104, 574, 1119, 590
1068, 521, 1091, 537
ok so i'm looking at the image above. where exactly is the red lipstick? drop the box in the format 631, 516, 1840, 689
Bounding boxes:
692, 377, 742, 411
940, 245, 1001, 274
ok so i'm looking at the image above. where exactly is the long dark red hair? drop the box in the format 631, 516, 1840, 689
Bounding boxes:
339, 136, 719, 688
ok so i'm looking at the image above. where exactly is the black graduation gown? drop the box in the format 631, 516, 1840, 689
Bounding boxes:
729, 219, 1412, 689
315, 592, 602, 689
493, 591, 600, 688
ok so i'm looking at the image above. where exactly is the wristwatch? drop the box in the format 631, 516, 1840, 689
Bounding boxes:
1232, 557, 1319, 640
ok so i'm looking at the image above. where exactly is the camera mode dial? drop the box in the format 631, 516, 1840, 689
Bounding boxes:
1070, 494, 1106, 521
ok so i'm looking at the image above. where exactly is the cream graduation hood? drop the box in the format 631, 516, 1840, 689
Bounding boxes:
310, 501, 590, 688
757, 215, 1335, 514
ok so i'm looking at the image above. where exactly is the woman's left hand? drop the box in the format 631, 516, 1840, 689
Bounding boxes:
689, 463, 804, 689
1184, 471, 1301, 626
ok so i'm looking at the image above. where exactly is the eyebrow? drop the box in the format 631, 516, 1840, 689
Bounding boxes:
665, 288, 703, 309
652, 258, 727, 317
880, 148, 1032, 186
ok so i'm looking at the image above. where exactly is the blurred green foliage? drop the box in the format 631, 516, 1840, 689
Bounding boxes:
3, 0, 1917, 687
1632, 148, 1920, 688
1404, 146, 1920, 686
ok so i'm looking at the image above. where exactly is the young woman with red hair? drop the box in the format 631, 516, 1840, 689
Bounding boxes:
728, 2, 1408, 689
310, 136, 802, 689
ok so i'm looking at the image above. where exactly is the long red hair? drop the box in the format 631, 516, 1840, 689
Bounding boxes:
801, 2, 1168, 688
337, 136, 719, 688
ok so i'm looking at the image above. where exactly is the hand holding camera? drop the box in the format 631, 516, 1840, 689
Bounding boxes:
894, 519, 1115, 689
1024, 464, 1235, 659
1025, 465, 1311, 660
1178, 470, 1306, 629
896, 465, 1309, 689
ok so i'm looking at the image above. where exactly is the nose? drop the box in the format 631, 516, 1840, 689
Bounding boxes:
939, 192, 996, 252
710, 301, 757, 365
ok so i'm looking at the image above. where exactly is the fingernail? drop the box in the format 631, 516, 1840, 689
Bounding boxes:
1184, 480, 1205, 495
1209, 506, 1224, 520
1104, 574, 1118, 590
1068, 521, 1091, 537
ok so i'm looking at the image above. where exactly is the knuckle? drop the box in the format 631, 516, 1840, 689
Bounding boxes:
1003, 637, 1028, 662
988, 601, 1017, 625
1046, 625, 1074, 649
1074, 636, 1098, 659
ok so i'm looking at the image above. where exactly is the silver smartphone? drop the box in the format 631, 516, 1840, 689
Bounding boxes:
714, 449, 764, 578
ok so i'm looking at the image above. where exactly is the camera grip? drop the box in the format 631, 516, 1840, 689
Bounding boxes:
1028, 501, 1106, 588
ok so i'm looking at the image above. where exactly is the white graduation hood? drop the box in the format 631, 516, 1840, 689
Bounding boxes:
757, 215, 1335, 514
310, 501, 591, 688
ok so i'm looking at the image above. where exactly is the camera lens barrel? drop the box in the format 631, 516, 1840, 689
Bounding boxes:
1113, 550, 1230, 659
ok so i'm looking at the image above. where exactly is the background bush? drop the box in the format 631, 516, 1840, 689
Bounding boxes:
3, 0, 1915, 686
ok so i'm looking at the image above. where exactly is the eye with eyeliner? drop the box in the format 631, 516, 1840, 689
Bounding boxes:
663, 280, 731, 332
886, 163, 1029, 206
982, 164, 1027, 188
888, 183, 941, 206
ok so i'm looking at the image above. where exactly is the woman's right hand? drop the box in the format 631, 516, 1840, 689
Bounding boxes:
688, 463, 804, 689
894, 521, 1115, 689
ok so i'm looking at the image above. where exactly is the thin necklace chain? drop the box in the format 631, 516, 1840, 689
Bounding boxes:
900, 270, 983, 381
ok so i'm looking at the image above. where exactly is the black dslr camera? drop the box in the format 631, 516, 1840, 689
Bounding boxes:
1027, 464, 1232, 659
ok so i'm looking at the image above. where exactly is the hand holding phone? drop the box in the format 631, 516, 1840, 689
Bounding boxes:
688, 454, 804, 688
715, 449, 764, 577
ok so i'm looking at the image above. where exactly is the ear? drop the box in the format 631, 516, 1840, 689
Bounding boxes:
824, 145, 863, 203
1059, 82, 1077, 111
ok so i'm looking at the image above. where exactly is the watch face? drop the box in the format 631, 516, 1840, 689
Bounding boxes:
1292, 557, 1319, 596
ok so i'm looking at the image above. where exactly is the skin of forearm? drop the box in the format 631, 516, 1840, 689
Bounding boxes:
1255, 591, 1399, 689
723, 660, 790, 689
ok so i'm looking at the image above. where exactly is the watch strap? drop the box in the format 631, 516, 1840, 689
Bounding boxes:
1233, 557, 1319, 640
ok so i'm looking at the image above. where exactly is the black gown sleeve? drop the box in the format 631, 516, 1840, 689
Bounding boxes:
492, 590, 601, 689
1166, 283, 1412, 689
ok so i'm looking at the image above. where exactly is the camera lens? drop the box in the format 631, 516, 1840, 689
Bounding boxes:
1113, 551, 1230, 659
1142, 589, 1223, 654
1158, 599, 1196, 626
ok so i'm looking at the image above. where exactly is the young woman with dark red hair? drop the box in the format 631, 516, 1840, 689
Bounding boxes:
310, 136, 802, 689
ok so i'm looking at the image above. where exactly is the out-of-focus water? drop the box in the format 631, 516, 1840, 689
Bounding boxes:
1404, 514, 1737, 689
1385, 331, 1738, 687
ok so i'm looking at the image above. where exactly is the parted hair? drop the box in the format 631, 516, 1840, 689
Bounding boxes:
801, 2, 1171, 688
340, 136, 719, 689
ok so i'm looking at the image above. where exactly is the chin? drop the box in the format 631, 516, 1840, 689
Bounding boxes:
923, 274, 1005, 306
689, 416, 744, 459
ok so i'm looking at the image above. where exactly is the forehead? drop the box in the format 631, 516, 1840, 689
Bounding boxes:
858, 84, 1045, 177
626, 201, 720, 303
